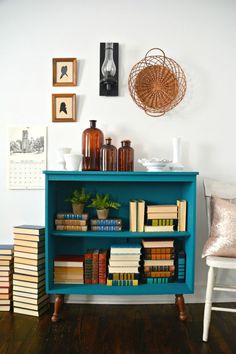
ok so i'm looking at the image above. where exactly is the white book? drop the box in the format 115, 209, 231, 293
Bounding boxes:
14, 299, 48, 311
13, 290, 45, 299
0, 299, 11, 305
13, 279, 45, 289
109, 260, 140, 266
13, 294, 48, 305
109, 254, 141, 261
14, 262, 45, 272
14, 251, 45, 260
14, 268, 45, 277
108, 266, 139, 273
129, 200, 137, 232
13, 304, 48, 317
0, 305, 11, 311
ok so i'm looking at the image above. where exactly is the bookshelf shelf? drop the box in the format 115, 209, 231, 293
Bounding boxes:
51, 231, 191, 238
48, 282, 192, 295
44, 170, 198, 320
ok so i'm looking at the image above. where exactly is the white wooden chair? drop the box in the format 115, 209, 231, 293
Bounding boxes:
202, 178, 236, 342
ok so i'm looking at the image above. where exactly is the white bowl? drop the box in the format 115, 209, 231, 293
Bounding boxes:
138, 158, 172, 171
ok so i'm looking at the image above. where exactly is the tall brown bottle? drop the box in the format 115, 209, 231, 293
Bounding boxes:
118, 140, 134, 171
100, 138, 117, 171
82, 120, 104, 171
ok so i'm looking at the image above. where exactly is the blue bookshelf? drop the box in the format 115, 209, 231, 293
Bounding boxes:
44, 171, 198, 317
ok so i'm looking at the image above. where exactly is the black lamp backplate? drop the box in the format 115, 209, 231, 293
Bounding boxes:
99, 42, 119, 96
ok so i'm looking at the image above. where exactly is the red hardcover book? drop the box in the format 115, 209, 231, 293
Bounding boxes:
92, 250, 99, 284
98, 250, 108, 284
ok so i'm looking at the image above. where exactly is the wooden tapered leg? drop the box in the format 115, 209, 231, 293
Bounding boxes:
51, 294, 64, 322
175, 294, 187, 321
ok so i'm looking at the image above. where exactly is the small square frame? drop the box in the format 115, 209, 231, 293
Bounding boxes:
53, 58, 77, 86
52, 94, 76, 122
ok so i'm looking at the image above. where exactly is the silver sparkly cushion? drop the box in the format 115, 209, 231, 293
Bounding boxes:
202, 197, 236, 258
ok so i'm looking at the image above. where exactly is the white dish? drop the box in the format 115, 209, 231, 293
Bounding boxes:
138, 158, 172, 171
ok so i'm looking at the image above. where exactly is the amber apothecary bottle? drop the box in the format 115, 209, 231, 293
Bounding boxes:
82, 120, 104, 171
118, 140, 134, 171
100, 138, 117, 171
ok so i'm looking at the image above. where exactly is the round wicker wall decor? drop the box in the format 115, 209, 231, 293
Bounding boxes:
128, 48, 187, 117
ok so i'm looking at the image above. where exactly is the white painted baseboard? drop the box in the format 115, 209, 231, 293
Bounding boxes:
50, 283, 236, 304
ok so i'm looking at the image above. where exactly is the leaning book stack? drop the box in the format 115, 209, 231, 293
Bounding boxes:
107, 244, 141, 286
142, 239, 175, 284
54, 255, 84, 284
55, 213, 88, 231
13, 225, 49, 317
0, 245, 14, 312
144, 204, 178, 232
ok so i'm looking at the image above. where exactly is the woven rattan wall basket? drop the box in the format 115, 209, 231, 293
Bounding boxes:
128, 48, 187, 117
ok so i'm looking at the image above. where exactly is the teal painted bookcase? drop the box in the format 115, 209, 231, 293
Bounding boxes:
44, 171, 198, 321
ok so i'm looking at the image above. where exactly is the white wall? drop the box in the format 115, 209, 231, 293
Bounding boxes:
1, 0, 236, 303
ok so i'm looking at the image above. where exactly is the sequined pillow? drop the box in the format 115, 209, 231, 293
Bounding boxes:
202, 197, 236, 258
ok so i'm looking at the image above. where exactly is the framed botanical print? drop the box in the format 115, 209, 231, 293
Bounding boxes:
53, 58, 77, 86
52, 94, 76, 122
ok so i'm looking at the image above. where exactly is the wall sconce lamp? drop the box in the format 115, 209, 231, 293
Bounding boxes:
100, 42, 119, 96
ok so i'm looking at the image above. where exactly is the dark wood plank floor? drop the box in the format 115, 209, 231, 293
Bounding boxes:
0, 303, 236, 354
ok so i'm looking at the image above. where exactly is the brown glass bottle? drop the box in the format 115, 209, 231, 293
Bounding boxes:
82, 120, 104, 171
100, 138, 117, 171
118, 140, 134, 171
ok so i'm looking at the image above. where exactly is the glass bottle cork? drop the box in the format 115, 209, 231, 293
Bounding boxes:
82, 120, 104, 171
100, 137, 117, 171
118, 140, 134, 171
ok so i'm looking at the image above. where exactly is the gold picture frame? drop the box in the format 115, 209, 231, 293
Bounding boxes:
53, 58, 77, 86
52, 94, 76, 122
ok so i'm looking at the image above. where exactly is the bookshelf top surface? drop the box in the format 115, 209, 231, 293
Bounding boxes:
44, 171, 198, 182
44, 171, 199, 176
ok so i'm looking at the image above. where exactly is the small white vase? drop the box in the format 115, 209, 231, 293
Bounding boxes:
170, 137, 184, 171
64, 153, 83, 171
56, 147, 72, 170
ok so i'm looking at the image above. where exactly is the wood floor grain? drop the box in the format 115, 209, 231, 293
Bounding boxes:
0, 303, 235, 354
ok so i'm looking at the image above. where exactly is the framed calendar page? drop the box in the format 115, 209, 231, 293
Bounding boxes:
8, 126, 47, 189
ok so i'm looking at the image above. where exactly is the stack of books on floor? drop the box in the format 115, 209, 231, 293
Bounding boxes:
142, 239, 175, 284
55, 213, 88, 231
0, 245, 13, 312
144, 204, 178, 232
54, 255, 84, 284
84, 249, 108, 284
107, 244, 141, 286
90, 218, 122, 232
13, 225, 49, 317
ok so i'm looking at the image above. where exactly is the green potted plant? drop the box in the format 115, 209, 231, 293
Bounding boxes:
88, 193, 120, 219
66, 188, 91, 214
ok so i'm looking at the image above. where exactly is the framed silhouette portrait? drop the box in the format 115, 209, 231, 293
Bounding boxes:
53, 58, 77, 86
52, 94, 76, 122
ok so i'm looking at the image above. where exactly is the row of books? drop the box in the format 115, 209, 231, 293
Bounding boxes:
55, 213, 122, 231
84, 249, 108, 284
129, 201, 187, 232
12, 225, 49, 317
0, 245, 13, 312
53, 240, 186, 287
54, 256, 84, 284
